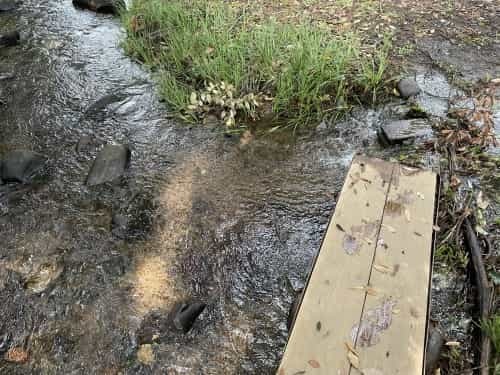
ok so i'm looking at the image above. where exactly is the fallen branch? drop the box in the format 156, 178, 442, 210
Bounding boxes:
463, 218, 494, 375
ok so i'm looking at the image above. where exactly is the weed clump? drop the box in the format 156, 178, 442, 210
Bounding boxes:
122, 0, 392, 129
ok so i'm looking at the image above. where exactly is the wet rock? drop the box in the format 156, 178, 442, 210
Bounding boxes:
111, 212, 128, 238
397, 77, 421, 99
0, 0, 16, 12
0, 30, 20, 47
425, 323, 444, 374
379, 119, 432, 145
86, 144, 130, 186
173, 302, 206, 333
0, 150, 46, 183
82, 91, 128, 120
75, 135, 94, 153
72, 0, 124, 14
24, 263, 63, 294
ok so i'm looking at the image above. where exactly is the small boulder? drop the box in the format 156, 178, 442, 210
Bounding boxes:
72, 0, 125, 14
0, 150, 46, 183
0, 30, 20, 47
173, 302, 206, 333
0, 0, 16, 12
379, 119, 432, 145
86, 144, 130, 186
398, 77, 421, 99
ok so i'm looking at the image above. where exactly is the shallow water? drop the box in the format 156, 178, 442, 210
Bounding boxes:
0, 1, 478, 374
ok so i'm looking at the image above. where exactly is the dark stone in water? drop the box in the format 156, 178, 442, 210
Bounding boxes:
0, 0, 16, 12
173, 302, 206, 333
111, 212, 128, 238
0, 30, 20, 47
72, 0, 124, 14
379, 119, 432, 146
86, 144, 130, 186
76, 135, 94, 153
0, 150, 46, 183
398, 77, 421, 99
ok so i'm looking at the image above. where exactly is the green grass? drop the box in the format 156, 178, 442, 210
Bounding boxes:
435, 243, 469, 269
122, 0, 391, 128
482, 315, 500, 356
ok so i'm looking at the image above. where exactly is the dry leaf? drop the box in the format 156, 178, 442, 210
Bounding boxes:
392, 308, 401, 314
433, 225, 441, 232
450, 175, 461, 189
350, 286, 377, 295
477, 191, 489, 210
445, 341, 460, 347
308, 359, 321, 368
344, 341, 359, 356
373, 263, 392, 274
5, 347, 28, 363
347, 351, 360, 369
383, 224, 396, 233
404, 208, 411, 222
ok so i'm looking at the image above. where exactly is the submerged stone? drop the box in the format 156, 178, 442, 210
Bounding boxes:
379, 119, 432, 145
111, 212, 129, 238
24, 263, 63, 294
0, 0, 16, 12
76, 135, 95, 153
173, 302, 206, 333
0, 30, 20, 47
397, 77, 421, 99
0, 150, 46, 183
72, 0, 125, 14
86, 144, 130, 186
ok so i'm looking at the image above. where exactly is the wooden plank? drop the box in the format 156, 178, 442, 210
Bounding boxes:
278, 156, 394, 375
350, 164, 437, 375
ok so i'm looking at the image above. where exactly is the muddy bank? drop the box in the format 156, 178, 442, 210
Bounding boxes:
0, 0, 498, 374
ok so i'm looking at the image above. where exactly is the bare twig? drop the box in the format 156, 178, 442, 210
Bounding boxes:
463, 218, 494, 375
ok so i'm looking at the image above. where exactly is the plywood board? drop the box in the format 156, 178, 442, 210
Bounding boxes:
350, 164, 437, 375
278, 158, 437, 375
278, 156, 395, 375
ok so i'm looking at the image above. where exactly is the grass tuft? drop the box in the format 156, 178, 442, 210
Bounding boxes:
482, 315, 500, 355
122, 0, 391, 128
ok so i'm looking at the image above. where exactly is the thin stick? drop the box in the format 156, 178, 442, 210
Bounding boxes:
463, 218, 493, 375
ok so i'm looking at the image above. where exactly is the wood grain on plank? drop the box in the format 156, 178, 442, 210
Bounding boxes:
278, 156, 394, 375
350, 164, 437, 375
